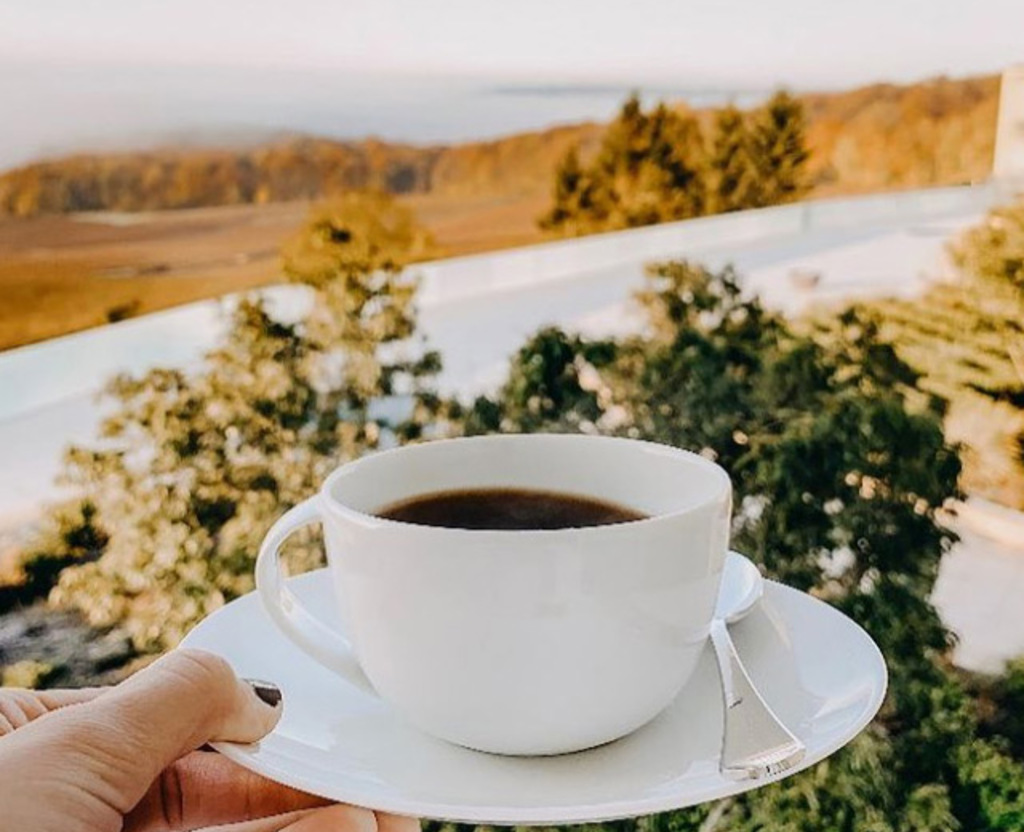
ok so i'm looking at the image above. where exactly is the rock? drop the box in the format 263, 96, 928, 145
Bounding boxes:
85, 634, 134, 673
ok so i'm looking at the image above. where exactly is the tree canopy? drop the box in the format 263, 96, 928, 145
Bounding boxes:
457, 260, 1023, 831
540, 91, 810, 235
709, 105, 760, 213
750, 91, 810, 207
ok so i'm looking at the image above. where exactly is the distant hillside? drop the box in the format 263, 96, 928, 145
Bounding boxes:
0, 73, 999, 218
802, 74, 999, 194
0, 138, 442, 216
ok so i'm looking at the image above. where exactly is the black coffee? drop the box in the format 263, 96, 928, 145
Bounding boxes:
376, 487, 647, 531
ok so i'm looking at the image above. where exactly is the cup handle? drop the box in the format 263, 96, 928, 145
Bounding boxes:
256, 497, 377, 697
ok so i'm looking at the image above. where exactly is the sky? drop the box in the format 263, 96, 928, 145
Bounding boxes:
0, 0, 1022, 168
2, 0, 1022, 85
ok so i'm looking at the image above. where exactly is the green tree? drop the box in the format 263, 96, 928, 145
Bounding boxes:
48, 193, 443, 651
709, 105, 760, 212
463, 327, 618, 435
981, 658, 1024, 760
465, 259, 1024, 830
751, 90, 810, 207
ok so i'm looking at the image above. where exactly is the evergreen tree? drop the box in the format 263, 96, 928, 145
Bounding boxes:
610, 104, 708, 226
597, 93, 650, 180
589, 93, 651, 227
709, 105, 760, 212
751, 90, 810, 206
542, 95, 709, 233
650, 105, 708, 221
538, 146, 603, 235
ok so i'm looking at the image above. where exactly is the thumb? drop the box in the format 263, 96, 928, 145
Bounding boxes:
28, 648, 282, 817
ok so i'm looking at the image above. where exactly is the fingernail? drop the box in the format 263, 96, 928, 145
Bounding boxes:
245, 679, 283, 708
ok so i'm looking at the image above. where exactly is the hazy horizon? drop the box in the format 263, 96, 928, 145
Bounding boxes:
1, 0, 1021, 170
0, 60, 1010, 172
0, 61, 773, 170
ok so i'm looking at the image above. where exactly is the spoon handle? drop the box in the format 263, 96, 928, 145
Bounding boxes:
709, 617, 806, 780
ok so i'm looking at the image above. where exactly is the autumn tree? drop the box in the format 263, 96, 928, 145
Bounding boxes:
948, 200, 1024, 500
281, 192, 435, 410
950, 199, 1024, 388
594, 98, 708, 228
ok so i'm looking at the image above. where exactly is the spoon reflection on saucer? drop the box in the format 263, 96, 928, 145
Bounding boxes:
711, 553, 806, 780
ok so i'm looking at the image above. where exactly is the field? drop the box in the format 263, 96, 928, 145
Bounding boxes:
0, 192, 545, 351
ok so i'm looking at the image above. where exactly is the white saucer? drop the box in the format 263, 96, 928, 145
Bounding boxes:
181, 565, 886, 825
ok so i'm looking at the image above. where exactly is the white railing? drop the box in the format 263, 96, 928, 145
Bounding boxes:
414, 182, 1011, 306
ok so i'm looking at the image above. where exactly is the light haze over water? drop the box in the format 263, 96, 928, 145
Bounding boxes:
0, 63, 764, 171
1, 0, 1021, 170
3, 0, 1021, 170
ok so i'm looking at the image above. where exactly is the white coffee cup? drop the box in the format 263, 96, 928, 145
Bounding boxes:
256, 434, 732, 756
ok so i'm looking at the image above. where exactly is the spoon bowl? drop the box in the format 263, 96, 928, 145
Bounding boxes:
716, 552, 765, 623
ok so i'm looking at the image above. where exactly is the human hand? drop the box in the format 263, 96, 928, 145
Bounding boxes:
0, 648, 419, 832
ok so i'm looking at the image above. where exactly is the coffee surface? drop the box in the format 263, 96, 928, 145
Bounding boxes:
376, 487, 646, 530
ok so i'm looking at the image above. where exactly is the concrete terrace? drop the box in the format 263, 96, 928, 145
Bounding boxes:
1, 182, 1023, 672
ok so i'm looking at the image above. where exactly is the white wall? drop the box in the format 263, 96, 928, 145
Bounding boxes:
414, 183, 1007, 306
995, 66, 1024, 180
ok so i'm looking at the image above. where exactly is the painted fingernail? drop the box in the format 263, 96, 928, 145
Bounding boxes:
245, 679, 283, 708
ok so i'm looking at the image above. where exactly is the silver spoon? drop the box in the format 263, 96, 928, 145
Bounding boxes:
711, 552, 806, 780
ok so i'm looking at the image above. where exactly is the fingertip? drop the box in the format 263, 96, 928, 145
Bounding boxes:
377, 812, 421, 832
127, 648, 281, 744
293, 804, 379, 832
240, 678, 284, 740
167, 650, 282, 742
166, 649, 281, 740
